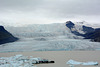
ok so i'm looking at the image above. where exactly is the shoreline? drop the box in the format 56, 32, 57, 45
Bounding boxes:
0, 51, 99, 67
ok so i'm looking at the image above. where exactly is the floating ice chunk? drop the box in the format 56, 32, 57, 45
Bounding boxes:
67, 59, 82, 65
82, 62, 98, 65
15, 54, 23, 57
14, 54, 23, 59
67, 59, 98, 66
0, 54, 52, 67
0, 54, 37, 67
31, 58, 40, 61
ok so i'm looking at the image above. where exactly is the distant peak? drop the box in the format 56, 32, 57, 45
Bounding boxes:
0, 26, 5, 31
0, 25, 4, 27
66, 21, 74, 23
66, 21, 75, 25
66, 21, 75, 29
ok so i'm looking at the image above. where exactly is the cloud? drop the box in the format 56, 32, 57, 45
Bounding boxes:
0, 0, 100, 25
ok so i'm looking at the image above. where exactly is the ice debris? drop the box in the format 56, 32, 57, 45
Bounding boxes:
0, 54, 51, 67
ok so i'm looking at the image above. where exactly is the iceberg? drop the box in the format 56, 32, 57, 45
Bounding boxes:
82, 62, 98, 65
67, 59, 98, 67
0, 54, 54, 67
67, 59, 82, 65
0, 54, 37, 67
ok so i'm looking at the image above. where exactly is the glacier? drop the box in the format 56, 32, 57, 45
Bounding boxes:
0, 22, 100, 52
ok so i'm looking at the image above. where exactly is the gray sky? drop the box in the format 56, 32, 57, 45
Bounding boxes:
0, 0, 100, 26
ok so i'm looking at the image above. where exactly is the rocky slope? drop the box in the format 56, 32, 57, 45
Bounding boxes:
66, 21, 100, 42
0, 26, 18, 45
84, 28, 100, 42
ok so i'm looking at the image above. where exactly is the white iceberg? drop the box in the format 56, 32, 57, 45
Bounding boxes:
67, 59, 98, 67
0, 54, 51, 67
67, 59, 82, 65
82, 62, 98, 65
0, 54, 38, 67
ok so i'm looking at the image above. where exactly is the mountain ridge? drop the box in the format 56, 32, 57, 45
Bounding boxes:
5, 21, 100, 42
0, 26, 18, 45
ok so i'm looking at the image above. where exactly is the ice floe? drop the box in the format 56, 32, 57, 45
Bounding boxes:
67, 59, 98, 67
0, 54, 54, 67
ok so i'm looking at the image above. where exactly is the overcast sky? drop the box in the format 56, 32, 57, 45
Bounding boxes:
0, 0, 100, 26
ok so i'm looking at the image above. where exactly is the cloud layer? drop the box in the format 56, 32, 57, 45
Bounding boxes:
0, 0, 100, 26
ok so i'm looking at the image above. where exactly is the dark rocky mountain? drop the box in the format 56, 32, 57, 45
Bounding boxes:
66, 21, 82, 36
82, 25, 95, 33
66, 21, 95, 36
66, 21, 75, 29
0, 26, 18, 45
66, 21, 100, 42
84, 28, 100, 42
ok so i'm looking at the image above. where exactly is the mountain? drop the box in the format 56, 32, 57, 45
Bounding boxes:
5, 21, 100, 42
66, 21, 100, 42
0, 26, 18, 45
84, 28, 100, 42
66, 21, 95, 36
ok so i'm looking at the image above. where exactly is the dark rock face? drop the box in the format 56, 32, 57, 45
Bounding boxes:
66, 21, 75, 29
66, 21, 100, 42
82, 25, 95, 33
0, 26, 18, 45
66, 21, 83, 36
0, 26, 5, 31
85, 28, 100, 42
